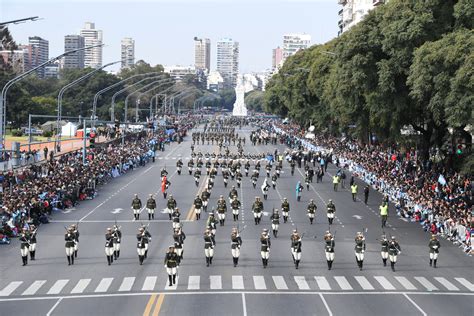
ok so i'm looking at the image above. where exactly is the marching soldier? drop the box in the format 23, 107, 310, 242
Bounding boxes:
105, 228, 114, 265
235, 169, 242, 188
261, 178, 270, 200
171, 208, 181, 230
252, 196, 264, 225
229, 186, 238, 203
20, 228, 30, 266
206, 212, 218, 241
173, 227, 186, 260
201, 188, 210, 212
65, 226, 75, 265
231, 196, 241, 221
161, 175, 170, 199
364, 185, 370, 204
429, 234, 440, 268
327, 199, 336, 225
176, 158, 183, 175
204, 228, 215, 267
260, 228, 271, 268
324, 231, 335, 270
194, 167, 201, 187
136, 227, 150, 265
351, 183, 358, 202
305, 173, 310, 190
160, 167, 168, 179
290, 230, 302, 269
380, 202, 388, 228
164, 245, 180, 286
217, 195, 227, 226
251, 170, 258, 189
131, 194, 142, 221
188, 159, 194, 175
388, 236, 401, 271
290, 159, 296, 176
28, 225, 37, 261
167, 195, 177, 220
270, 208, 280, 237
244, 160, 250, 176
271, 172, 278, 189
194, 194, 203, 220
281, 198, 290, 223
231, 227, 242, 267
222, 169, 229, 188
71, 224, 80, 258
307, 199, 317, 225
113, 224, 122, 260
380, 234, 389, 266
146, 194, 156, 220
354, 232, 366, 271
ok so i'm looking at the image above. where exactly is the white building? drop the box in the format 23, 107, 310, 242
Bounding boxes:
164, 65, 196, 81
217, 38, 239, 88
64, 35, 85, 69
121, 37, 135, 69
194, 37, 211, 72
28, 36, 49, 77
338, 0, 387, 34
44, 63, 59, 78
207, 71, 224, 91
282, 33, 311, 61
80, 22, 103, 69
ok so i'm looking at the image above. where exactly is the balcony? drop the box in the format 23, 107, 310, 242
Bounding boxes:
373, 0, 384, 5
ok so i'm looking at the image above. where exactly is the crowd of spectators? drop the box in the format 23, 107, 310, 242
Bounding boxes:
270, 121, 473, 255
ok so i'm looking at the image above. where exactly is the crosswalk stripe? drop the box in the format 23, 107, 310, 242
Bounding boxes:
414, 277, 438, 291
70, 279, 91, 294
394, 276, 417, 290
0, 281, 23, 297
354, 276, 374, 290
253, 276, 266, 290
434, 277, 459, 291
164, 276, 178, 290
142, 277, 157, 291
95, 278, 113, 293
314, 276, 331, 290
454, 278, 474, 292
272, 276, 288, 290
232, 275, 244, 290
47, 280, 69, 295
334, 276, 353, 290
210, 275, 222, 290
22, 280, 46, 296
118, 277, 135, 292
188, 276, 200, 290
294, 276, 310, 290
374, 276, 395, 290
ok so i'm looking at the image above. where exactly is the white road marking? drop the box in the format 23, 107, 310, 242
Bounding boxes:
374, 276, 396, 290
354, 276, 374, 290
394, 276, 417, 290
22, 280, 46, 296
242, 293, 247, 316
232, 275, 244, 290
315, 276, 331, 291
142, 277, 157, 291
94, 278, 113, 293
70, 279, 91, 294
272, 276, 288, 290
334, 276, 353, 290
294, 276, 310, 290
118, 277, 135, 292
454, 278, 474, 292
187, 276, 200, 290
434, 277, 459, 291
414, 277, 438, 291
253, 276, 266, 290
403, 293, 427, 316
0, 281, 23, 297
210, 275, 222, 290
47, 280, 69, 295
319, 293, 333, 316
46, 297, 63, 316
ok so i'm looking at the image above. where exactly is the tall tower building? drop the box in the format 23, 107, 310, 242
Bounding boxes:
338, 0, 387, 35
28, 36, 49, 77
282, 33, 311, 61
272, 46, 283, 71
217, 38, 239, 88
121, 37, 135, 69
194, 37, 211, 72
79, 22, 103, 69
64, 35, 85, 69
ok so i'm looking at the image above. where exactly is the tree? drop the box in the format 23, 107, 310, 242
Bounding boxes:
244, 90, 264, 112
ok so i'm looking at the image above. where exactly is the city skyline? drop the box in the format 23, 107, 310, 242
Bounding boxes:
2, 0, 339, 73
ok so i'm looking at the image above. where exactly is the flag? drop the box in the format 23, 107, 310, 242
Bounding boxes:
438, 174, 447, 186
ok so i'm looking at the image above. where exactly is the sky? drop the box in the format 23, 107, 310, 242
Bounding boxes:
1, 0, 340, 73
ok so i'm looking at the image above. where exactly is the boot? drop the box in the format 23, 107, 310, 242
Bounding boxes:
22, 256, 26, 266
383, 258, 387, 266
139, 255, 144, 265
206, 257, 209, 267
273, 230, 276, 238
168, 275, 173, 286
262, 258, 266, 268
74, 250, 78, 258
236, 257, 239, 266
236, 215, 239, 221
429, 259, 432, 266
152, 214, 155, 220
209, 257, 213, 265
255, 218, 258, 225
30, 251, 35, 260
114, 251, 117, 260
295, 260, 299, 269
107, 256, 111, 265
433, 259, 437, 268
148, 214, 151, 220
136, 214, 140, 221
275, 230, 278, 238
172, 274, 176, 284
310, 218, 313, 225
284, 216, 287, 223
329, 260, 333, 270
117, 250, 120, 259
391, 261, 395, 271
71, 255, 74, 265
233, 257, 237, 267
168, 214, 172, 220
327, 260, 331, 270
144, 250, 148, 259
360, 261, 363, 271
67, 256, 71, 266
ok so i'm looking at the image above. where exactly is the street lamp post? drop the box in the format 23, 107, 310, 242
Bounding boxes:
135, 83, 175, 121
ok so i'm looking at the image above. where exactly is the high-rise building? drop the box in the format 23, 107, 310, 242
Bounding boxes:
272, 47, 284, 71
194, 37, 211, 72
121, 37, 135, 69
64, 35, 85, 69
217, 38, 239, 88
282, 33, 311, 61
338, 0, 387, 35
80, 22, 103, 69
28, 36, 49, 77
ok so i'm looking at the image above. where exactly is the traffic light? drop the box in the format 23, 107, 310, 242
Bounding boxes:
456, 144, 463, 155
89, 132, 96, 149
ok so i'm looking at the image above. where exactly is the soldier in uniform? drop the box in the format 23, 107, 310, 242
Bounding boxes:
281, 198, 290, 223
252, 196, 264, 225
364, 185, 370, 204
429, 234, 440, 268
388, 236, 401, 271
231, 196, 241, 221
131, 194, 142, 221
271, 172, 278, 189
206, 212, 218, 242
164, 245, 180, 286
217, 195, 227, 226
235, 169, 243, 188
324, 231, 335, 270
260, 228, 271, 268
204, 228, 215, 267
28, 225, 37, 261
160, 167, 168, 179
176, 158, 183, 175
167, 195, 177, 220
171, 208, 181, 230
229, 186, 238, 203
307, 199, 317, 225
380, 234, 389, 266
146, 194, 156, 220
354, 232, 366, 271
105, 228, 114, 265
222, 169, 229, 188
71, 224, 80, 258
270, 208, 280, 238
261, 178, 270, 200
194, 194, 203, 220
65, 226, 75, 265
244, 160, 250, 177
136, 227, 149, 265
251, 170, 259, 189
326, 199, 336, 225
19, 228, 30, 266
201, 188, 210, 212
161, 175, 170, 199
113, 224, 122, 260
188, 159, 195, 175
290, 159, 296, 176
231, 227, 242, 267
290, 230, 302, 269
173, 227, 186, 260
194, 167, 201, 187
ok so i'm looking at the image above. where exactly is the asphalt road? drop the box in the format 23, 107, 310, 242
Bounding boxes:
1, 126, 473, 316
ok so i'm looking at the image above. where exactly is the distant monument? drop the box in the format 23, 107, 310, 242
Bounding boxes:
232, 75, 248, 116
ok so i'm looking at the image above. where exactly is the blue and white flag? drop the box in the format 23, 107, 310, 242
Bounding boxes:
438, 174, 447, 186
